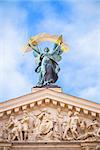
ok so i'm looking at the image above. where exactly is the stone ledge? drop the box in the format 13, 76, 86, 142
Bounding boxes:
31, 86, 62, 93
0, 141, 100, 150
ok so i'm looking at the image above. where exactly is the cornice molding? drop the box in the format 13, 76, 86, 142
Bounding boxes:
0, 88, 100, 117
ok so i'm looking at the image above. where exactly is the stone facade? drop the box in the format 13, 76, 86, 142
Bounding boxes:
0, 87, 100, 150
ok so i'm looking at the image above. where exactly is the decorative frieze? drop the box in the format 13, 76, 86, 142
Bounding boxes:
0, 107, 99, 143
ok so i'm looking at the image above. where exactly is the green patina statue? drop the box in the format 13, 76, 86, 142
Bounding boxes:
24, 33, 69, 87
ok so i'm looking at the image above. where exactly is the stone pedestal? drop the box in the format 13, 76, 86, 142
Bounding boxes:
31, 86, 62, 93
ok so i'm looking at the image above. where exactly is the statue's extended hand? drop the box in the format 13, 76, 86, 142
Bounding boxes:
28, 43, 31, 47
60, 40, 63, 45
28, 42, 36, 49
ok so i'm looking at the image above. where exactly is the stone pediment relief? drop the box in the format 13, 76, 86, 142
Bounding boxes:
0, 88, 100, 148
0, 104, 100, 143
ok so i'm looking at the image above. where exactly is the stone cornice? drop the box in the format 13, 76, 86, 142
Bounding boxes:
0, 88, 100, 117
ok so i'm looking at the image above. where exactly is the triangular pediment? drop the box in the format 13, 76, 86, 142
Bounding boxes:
0, 87, 100, 147
0, 88, 100, 116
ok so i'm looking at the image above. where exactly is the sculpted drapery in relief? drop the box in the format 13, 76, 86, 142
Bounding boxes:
1, 108, 100, 142
78, 119, 100, 141
21, 111, 29, 140
5, 115, 23, 141
53, 108, 63, 140
0, 125, 7, 142
70, 112, 80, 139
35, 109, 53, 140
62, 111, 73, 140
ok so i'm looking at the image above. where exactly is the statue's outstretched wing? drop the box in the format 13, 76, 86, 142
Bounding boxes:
52, 35, 64, 62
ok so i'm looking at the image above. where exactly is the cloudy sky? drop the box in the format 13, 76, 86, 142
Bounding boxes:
0, 0, 100, 103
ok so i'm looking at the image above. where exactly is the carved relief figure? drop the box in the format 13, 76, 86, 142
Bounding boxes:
11, 119, 22, 141
96, 127, 100, 139
78, 119, 100, 141
37, 109, 53, 140
53, 119, 61, 141
56, 108, 63, 139
62, 111, 73, 140
6, 115, 22, 141
21, 111, 29, 140
28, 113, 41, 141
0, 125, 7, 141
2, 108, 100, 142
51, 108, 63, 141
70, 112, 80, 139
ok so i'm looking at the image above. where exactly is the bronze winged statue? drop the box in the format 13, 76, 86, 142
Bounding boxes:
23, 33, 69, 87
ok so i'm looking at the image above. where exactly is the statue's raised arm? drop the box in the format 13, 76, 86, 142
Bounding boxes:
28, 39, 41, 57
51, 35, 64, 62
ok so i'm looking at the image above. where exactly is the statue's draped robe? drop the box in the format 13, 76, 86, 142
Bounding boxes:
40, 54, 59, 83
33, 49, 60, 85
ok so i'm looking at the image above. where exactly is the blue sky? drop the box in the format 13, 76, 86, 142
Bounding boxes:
0, 0, 100, 103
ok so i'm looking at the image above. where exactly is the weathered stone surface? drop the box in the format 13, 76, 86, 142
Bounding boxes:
0, 87, 100, 149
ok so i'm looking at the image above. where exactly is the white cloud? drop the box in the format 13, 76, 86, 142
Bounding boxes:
0, 1, 100, 103
0, 5, 33, 101
78, 86, 100, 104
35, 1, 100, 103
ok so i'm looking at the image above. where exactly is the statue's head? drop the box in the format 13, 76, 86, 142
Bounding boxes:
44, 47, 49, 53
